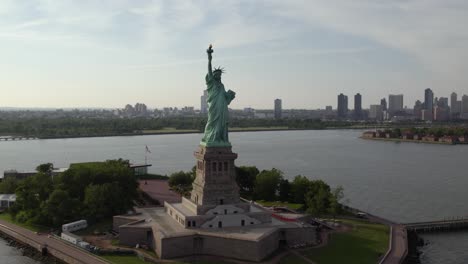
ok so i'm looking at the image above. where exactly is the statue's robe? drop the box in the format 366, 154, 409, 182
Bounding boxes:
201, 73, 235, 146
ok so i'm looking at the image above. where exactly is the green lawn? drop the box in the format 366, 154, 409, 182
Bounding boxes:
281, 219, 389, 264
101, 255, 149, 264
0, 212, 49, 232
256, 200, 304, 210
279, 254, 309, 264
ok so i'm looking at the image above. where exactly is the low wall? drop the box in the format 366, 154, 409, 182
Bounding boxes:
159, 230, 280, 262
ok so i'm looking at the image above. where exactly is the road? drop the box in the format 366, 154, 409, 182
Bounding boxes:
0, 219, 109, 264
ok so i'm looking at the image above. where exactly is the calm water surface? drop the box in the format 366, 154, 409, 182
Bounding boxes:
0, 130, 466, 263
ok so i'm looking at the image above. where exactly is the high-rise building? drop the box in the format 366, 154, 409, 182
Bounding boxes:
388, 94, 403, 116
462, 95, 468, 114
451, 92, 458, 114
413, 100, 423, 120
200, 90, 208, 114
337, 93, 348, 118
369, 105, 383, 121
380, 98, 387, 111
438, 97, 449, 108
424, 88, 434, 111
274, 99, 282, 119
354, 93, 362, 120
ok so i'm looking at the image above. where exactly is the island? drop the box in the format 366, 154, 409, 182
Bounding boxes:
361, 127, 468, 145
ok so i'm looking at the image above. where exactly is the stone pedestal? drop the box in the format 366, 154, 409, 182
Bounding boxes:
190, 146, 239, 208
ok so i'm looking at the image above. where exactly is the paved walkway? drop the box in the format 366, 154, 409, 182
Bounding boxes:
380, 224, 407, 264
0, 219, 109, 264
363, 213, 408, 264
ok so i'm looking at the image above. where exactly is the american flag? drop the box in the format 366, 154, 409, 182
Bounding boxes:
145, 145, 151, 153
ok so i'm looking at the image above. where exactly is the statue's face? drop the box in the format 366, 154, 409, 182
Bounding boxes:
213, 71, 222, 81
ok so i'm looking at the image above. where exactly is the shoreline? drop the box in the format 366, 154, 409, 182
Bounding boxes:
360, 136, 458, 145
0, 229, 64, 264
1, 126, 398, 141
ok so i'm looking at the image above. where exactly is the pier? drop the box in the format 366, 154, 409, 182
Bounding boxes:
405, 218, 468, 233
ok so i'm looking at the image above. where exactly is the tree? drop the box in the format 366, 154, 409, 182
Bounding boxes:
290, 175, 311, 204
254, 168, 283, 201
42, 189, 78, 226
305, 180, 332, 217
168, 171, 194, 187
278, 179, 291, 202
328, 186, 344, 219
0, 177, 19, 193
235, 166, 259, 198
36, 163, 54, 174
14, 160, 138, 226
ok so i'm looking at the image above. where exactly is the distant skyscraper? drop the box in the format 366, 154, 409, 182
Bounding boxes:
388, 94, 403, 116
354, 93, 362, 120
462, 95, 468, 114
380, 98, 387, 111
438, 97, 448, 108
274, 99, 282, 119
424, 88, 434, 111
337, 93, 348, 118
451, 92, 459, 116
200, 90, 208, 114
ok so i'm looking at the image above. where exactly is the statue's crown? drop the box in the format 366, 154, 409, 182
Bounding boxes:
213, 66, 225, 73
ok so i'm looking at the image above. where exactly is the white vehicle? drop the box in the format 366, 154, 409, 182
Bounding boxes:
61, 231, 82, 245
62, 220, 87, 232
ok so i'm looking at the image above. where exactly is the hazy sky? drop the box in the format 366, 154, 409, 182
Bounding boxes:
1, 0, 468, 109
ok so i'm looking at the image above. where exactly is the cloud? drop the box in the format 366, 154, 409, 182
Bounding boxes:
269, 0, 468, 82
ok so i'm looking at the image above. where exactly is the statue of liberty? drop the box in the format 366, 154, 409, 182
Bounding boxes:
201, 44, 236, 147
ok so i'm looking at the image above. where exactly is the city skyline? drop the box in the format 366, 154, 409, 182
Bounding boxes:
1, 1, 468, 109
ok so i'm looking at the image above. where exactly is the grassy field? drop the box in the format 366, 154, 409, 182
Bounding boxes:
101, 255, 149, 264
280, 219, 389, 264
256, 200, 304, 210
0, 212, 49, 232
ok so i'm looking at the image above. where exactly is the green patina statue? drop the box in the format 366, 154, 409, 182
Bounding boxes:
201, 44, 236, 147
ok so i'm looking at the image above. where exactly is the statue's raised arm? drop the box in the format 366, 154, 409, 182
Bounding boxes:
207, 44, 213, 77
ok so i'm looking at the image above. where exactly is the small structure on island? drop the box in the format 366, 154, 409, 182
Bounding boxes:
114, 45, 317, 262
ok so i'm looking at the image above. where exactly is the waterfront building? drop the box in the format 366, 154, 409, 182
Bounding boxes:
337, 93, 348, 118
354, 93, 362, 120
200, 90, 208, 114
0, 194, 16, 208
388, 94, 404, 116
274, 98, 282, 119
369, 105, 383, 121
